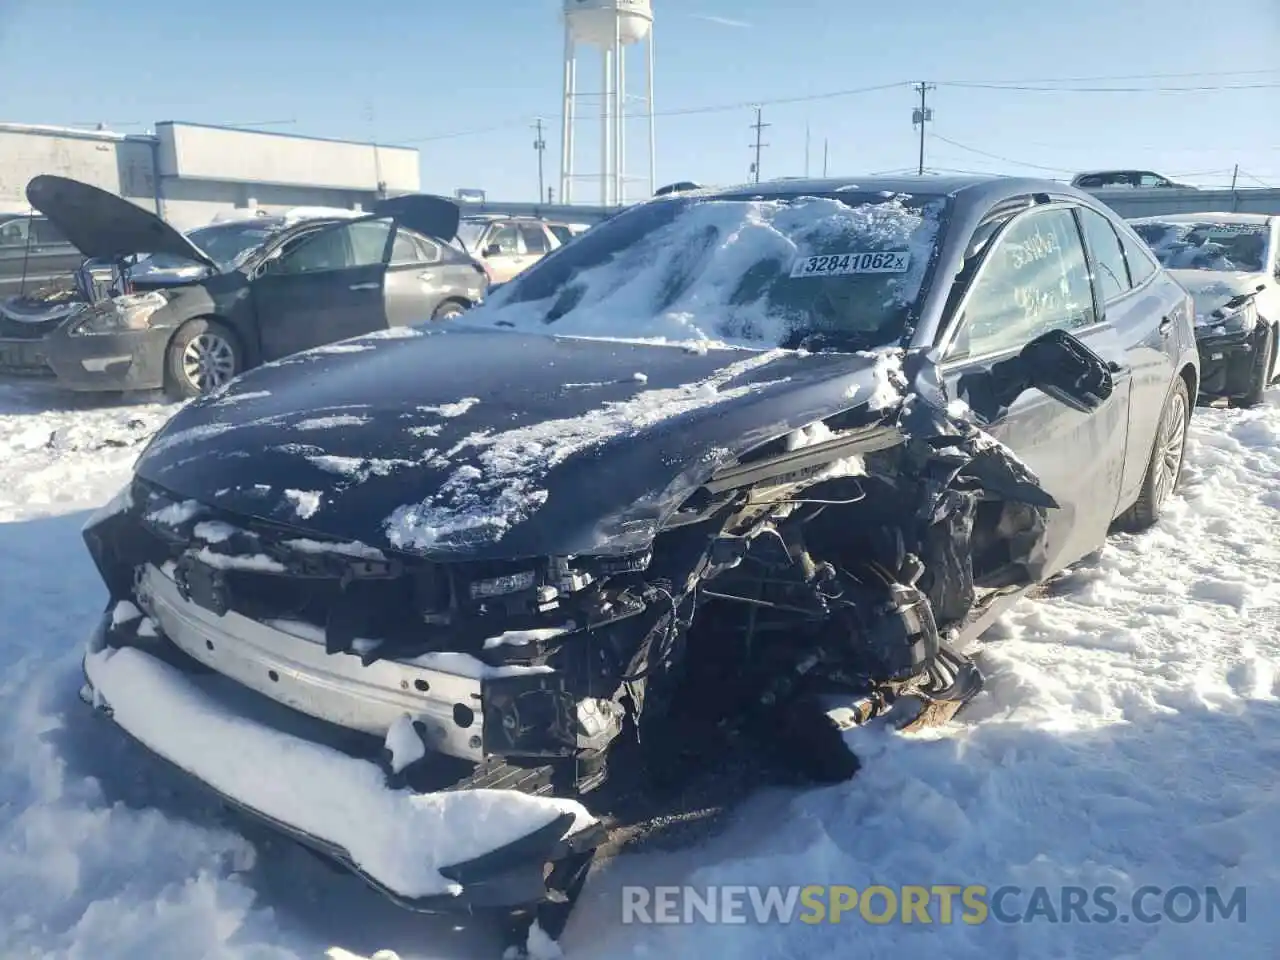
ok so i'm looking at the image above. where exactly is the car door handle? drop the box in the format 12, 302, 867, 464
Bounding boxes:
348, 282, 379, 291
1158, 315, 1173, 336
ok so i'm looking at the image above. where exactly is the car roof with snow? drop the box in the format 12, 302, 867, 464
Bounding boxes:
708, 173, 1077, 204
1129, 212, 1274, 226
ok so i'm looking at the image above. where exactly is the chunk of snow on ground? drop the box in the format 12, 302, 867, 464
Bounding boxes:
192, 520, 237, 543
482, 627, 574, 650
136, 617, 158, 638
408, 424, 443, 437
632, 372, 648, 383
295, 414, 370, 430
110, 600, 142, 627
384, 715, 426, 774
384, 352, 788, 550
83, 646, 595, 899
192, 547, 286, 574
417, 398, 480, 418
283, 488, 322, 519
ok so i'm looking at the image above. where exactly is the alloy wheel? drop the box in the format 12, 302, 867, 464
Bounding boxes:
1152, 390, 1188, 509
181, 333, 236, 393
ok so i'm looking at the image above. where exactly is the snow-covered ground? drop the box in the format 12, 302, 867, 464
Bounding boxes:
1, 376, 1278, 959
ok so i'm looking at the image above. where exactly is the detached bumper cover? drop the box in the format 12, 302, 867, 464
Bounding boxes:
80, 625, 602, 912
1196, 326, 1259, 399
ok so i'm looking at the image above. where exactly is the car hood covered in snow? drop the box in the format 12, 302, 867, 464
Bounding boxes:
26, 175, 218, 269
1170, 270, 1268, 325
132, 327, 896, 561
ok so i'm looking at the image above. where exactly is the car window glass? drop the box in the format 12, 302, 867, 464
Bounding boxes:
347, 219, 393, 266
1117, 226, 1159, 286
547, 224, 573, 245
520, 224, 550, 255
1077, 207, 1131, 301
415, 235, 443, 263
278, 225, 354, 274
0, 218, 31, 249
30, 219, 68, 246
390, 230, 423, 263
949, 207, 1097, 361
489, 226, 520, 255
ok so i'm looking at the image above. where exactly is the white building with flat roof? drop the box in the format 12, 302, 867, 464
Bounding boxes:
0, 121, 420, 229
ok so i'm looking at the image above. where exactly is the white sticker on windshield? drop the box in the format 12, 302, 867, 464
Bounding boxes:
790, 251, 911, 277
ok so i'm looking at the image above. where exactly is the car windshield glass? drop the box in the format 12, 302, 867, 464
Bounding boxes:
456, 221, 487, 252
467, 191, 947, 352
140, 222, 280, 273
1132, 220, 1269, 273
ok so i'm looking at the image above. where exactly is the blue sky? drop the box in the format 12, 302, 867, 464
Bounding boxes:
1, 0, 1277, 202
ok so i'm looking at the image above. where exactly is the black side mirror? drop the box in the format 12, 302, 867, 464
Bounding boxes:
1018, 328, 1114, 414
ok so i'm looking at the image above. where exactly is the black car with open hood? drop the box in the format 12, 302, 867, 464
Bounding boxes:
76, 175, 1199, 955
0, 175, 487, 397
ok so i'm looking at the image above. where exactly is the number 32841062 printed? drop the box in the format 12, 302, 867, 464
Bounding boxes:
790, 251, 911, 278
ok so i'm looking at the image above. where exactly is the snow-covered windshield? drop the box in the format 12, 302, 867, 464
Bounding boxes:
1132, 220, 1270, 274
456, 220, 487, 252
141, 221, 281, 273
470, 191, 946, 351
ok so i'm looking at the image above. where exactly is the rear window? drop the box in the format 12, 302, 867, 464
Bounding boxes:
475, 191, 947, 352
1132, 220, 1270, 273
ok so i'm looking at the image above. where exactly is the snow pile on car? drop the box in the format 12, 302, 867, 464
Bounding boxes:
83, 644, 596, 899
384, 350, 789, 550
466, 194, 942, 350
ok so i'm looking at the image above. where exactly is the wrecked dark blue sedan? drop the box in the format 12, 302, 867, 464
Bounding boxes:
77, 175, 1198, 950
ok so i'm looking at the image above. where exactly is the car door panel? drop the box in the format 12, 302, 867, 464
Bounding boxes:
939, 203, 1132, 581
250, 219, 393, 361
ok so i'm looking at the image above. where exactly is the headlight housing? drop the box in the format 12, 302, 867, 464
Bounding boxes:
70, 291, 168, 336
1197, 301, 1258, 338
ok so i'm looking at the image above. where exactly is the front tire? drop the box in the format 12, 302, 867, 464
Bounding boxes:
1117, 376, 1190, 531
1228, 322, 1275, 409
164, 318, 242, 400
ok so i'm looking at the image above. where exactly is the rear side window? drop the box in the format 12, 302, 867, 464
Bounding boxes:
1116, 223, 1159, 287
31, 218, 69, 246
1077, 207, 1132, 302
519, 224, 550, 255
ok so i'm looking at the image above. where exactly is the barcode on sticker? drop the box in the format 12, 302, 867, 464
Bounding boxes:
790, 251, 911, 277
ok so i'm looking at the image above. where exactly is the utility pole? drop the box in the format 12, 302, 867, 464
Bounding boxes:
1230, 164, 1240, 191
823, 139, 829, 177
804, 123, 811, 177
749, 106, 770, 183
533, 118, 547, 204
912, 82, 935, 176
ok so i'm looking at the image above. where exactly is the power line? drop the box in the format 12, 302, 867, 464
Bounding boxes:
927, 132, 1076, 173
938, 80, 1280, 93
749, 106, 770, 182
930, 68, 1280, 84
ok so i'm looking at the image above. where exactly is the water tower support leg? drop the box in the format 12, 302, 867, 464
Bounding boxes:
560, 26, 575, 204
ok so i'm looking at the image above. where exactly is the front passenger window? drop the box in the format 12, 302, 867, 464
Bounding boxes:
949, 207, 1097, 361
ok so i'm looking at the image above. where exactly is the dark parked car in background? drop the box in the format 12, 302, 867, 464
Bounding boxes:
78, 174, 1197, 947
0, 176, 487, 397
0, 211, 83, 299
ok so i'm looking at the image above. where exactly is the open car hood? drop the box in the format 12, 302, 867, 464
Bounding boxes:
26, 175, 217, 269
371, 194, 462, 242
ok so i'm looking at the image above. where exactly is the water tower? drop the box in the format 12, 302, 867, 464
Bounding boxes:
559, 0, 655, 206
